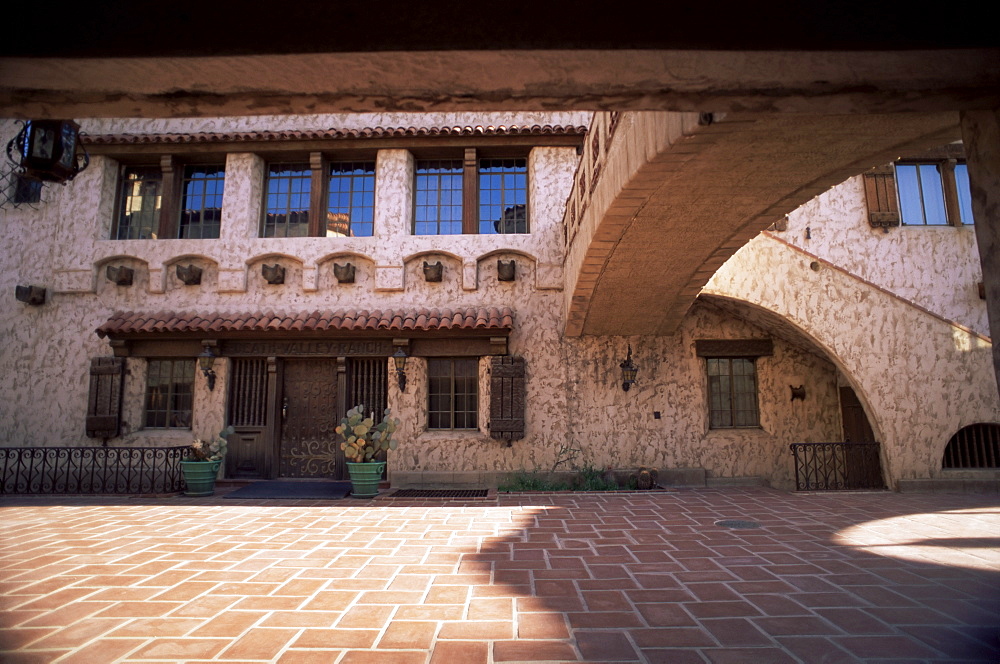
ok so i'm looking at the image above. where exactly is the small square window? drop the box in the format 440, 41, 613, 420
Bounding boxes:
707, 357, 760, 429
144, 359, 194, 429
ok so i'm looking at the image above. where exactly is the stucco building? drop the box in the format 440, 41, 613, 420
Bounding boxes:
1, 111, 997, 492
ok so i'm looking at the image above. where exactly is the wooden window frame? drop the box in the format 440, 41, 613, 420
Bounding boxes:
261, 153, 384, 238
260, 160, 313, 238
478, 156, 528, 234
143, 358, 195, 430
112, 156, 226, 240
427, 357, 479, 430
413, 147, 530, 235
706, 357, 761, 430
864, 145, 974, 230
326, 160, 376, 237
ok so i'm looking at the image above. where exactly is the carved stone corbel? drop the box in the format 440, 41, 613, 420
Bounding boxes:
423, 261, 443, 282
105, 265, 134, 286
176, 264, 202, 286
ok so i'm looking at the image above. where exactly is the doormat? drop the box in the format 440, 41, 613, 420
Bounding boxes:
223, 481, 352, 500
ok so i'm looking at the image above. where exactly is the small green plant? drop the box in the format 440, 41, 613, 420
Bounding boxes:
573, 465, 619, 491
190, 425, 235, 461
337, 405, 400, 463
498, 471, 571, 492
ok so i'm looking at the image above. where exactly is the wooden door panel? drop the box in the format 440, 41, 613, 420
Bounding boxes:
279, 359, 340, 479
226, 358, 270, 479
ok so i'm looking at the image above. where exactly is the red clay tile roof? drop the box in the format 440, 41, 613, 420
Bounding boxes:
82, 125, 587, 146
96, 308, 514, 338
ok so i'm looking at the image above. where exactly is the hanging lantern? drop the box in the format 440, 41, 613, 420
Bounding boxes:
7, 120, 89, 184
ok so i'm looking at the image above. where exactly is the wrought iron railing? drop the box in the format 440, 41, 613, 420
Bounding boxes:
790, 442, 886, 491
0, 446, 188, 495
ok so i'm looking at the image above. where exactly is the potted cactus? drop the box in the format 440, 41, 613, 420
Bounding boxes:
181, 425, 235, 496
337, 405, 400, 498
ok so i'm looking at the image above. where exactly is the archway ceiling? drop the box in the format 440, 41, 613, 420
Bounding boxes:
568, 111, 963, 337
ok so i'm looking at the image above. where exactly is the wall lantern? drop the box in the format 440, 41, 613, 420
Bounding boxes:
198, 345, 218, 391
6, 120, 90, 184
392, 347, 408, 392
619, 345, 638, 391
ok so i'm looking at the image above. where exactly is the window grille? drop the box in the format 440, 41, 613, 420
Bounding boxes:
262, 163, 311, 237
227, 359, 268, 427
942, 423, 1000, 469
414, 160, 463, 235
327, 161, 375, 237
350, 358, 388, 420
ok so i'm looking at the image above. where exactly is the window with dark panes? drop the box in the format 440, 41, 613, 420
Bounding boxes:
479, 158, 528, 234
178, 165, 225, 238
428, 358, 478, 430
707, 357, 760, 428
414, 160, 463, 235
327, 161, 375, 237
262, 163, 311, 237
144, 359, 194, 429
113, 166, 162, 239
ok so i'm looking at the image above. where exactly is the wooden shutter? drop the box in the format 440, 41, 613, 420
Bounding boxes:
489, 355, 525, 444
86, 357, 124, 439
862, 165, 900, 230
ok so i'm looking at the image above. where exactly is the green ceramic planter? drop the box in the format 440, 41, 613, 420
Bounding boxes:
346, 461, 386, 498
180, 460, 222, 496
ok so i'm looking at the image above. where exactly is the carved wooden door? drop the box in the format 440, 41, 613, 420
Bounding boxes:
279, 359, 341, 479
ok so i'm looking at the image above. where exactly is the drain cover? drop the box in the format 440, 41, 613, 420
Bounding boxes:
715, 519, 761, 529
389, 489, 489, 498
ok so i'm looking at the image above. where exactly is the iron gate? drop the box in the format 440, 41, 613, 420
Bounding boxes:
790, 442, 885, 491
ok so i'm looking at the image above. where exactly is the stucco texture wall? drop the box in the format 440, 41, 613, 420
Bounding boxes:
559, 301, 841, 490
779, 175, 987, 336
0, 115, 584, 454
705, 234, 999, 487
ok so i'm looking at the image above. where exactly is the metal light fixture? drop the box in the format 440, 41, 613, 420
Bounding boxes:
619, 344, 638, 391
198, 345, 217, 391
6, 120, 89, 184
392, 347, 408, 392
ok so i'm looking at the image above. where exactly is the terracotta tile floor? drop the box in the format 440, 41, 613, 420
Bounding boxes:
1, 487, 998, 663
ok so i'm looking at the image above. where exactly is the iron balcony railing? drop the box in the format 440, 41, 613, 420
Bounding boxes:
790, 441, 886, 491
0, 445, 188, 495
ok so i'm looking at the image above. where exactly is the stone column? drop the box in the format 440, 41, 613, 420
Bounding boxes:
373, 149, 413, 291
960, 110, 1000, 396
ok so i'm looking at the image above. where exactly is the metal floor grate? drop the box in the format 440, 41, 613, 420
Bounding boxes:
388, 489, 489, 499
715, 519, 761, 529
